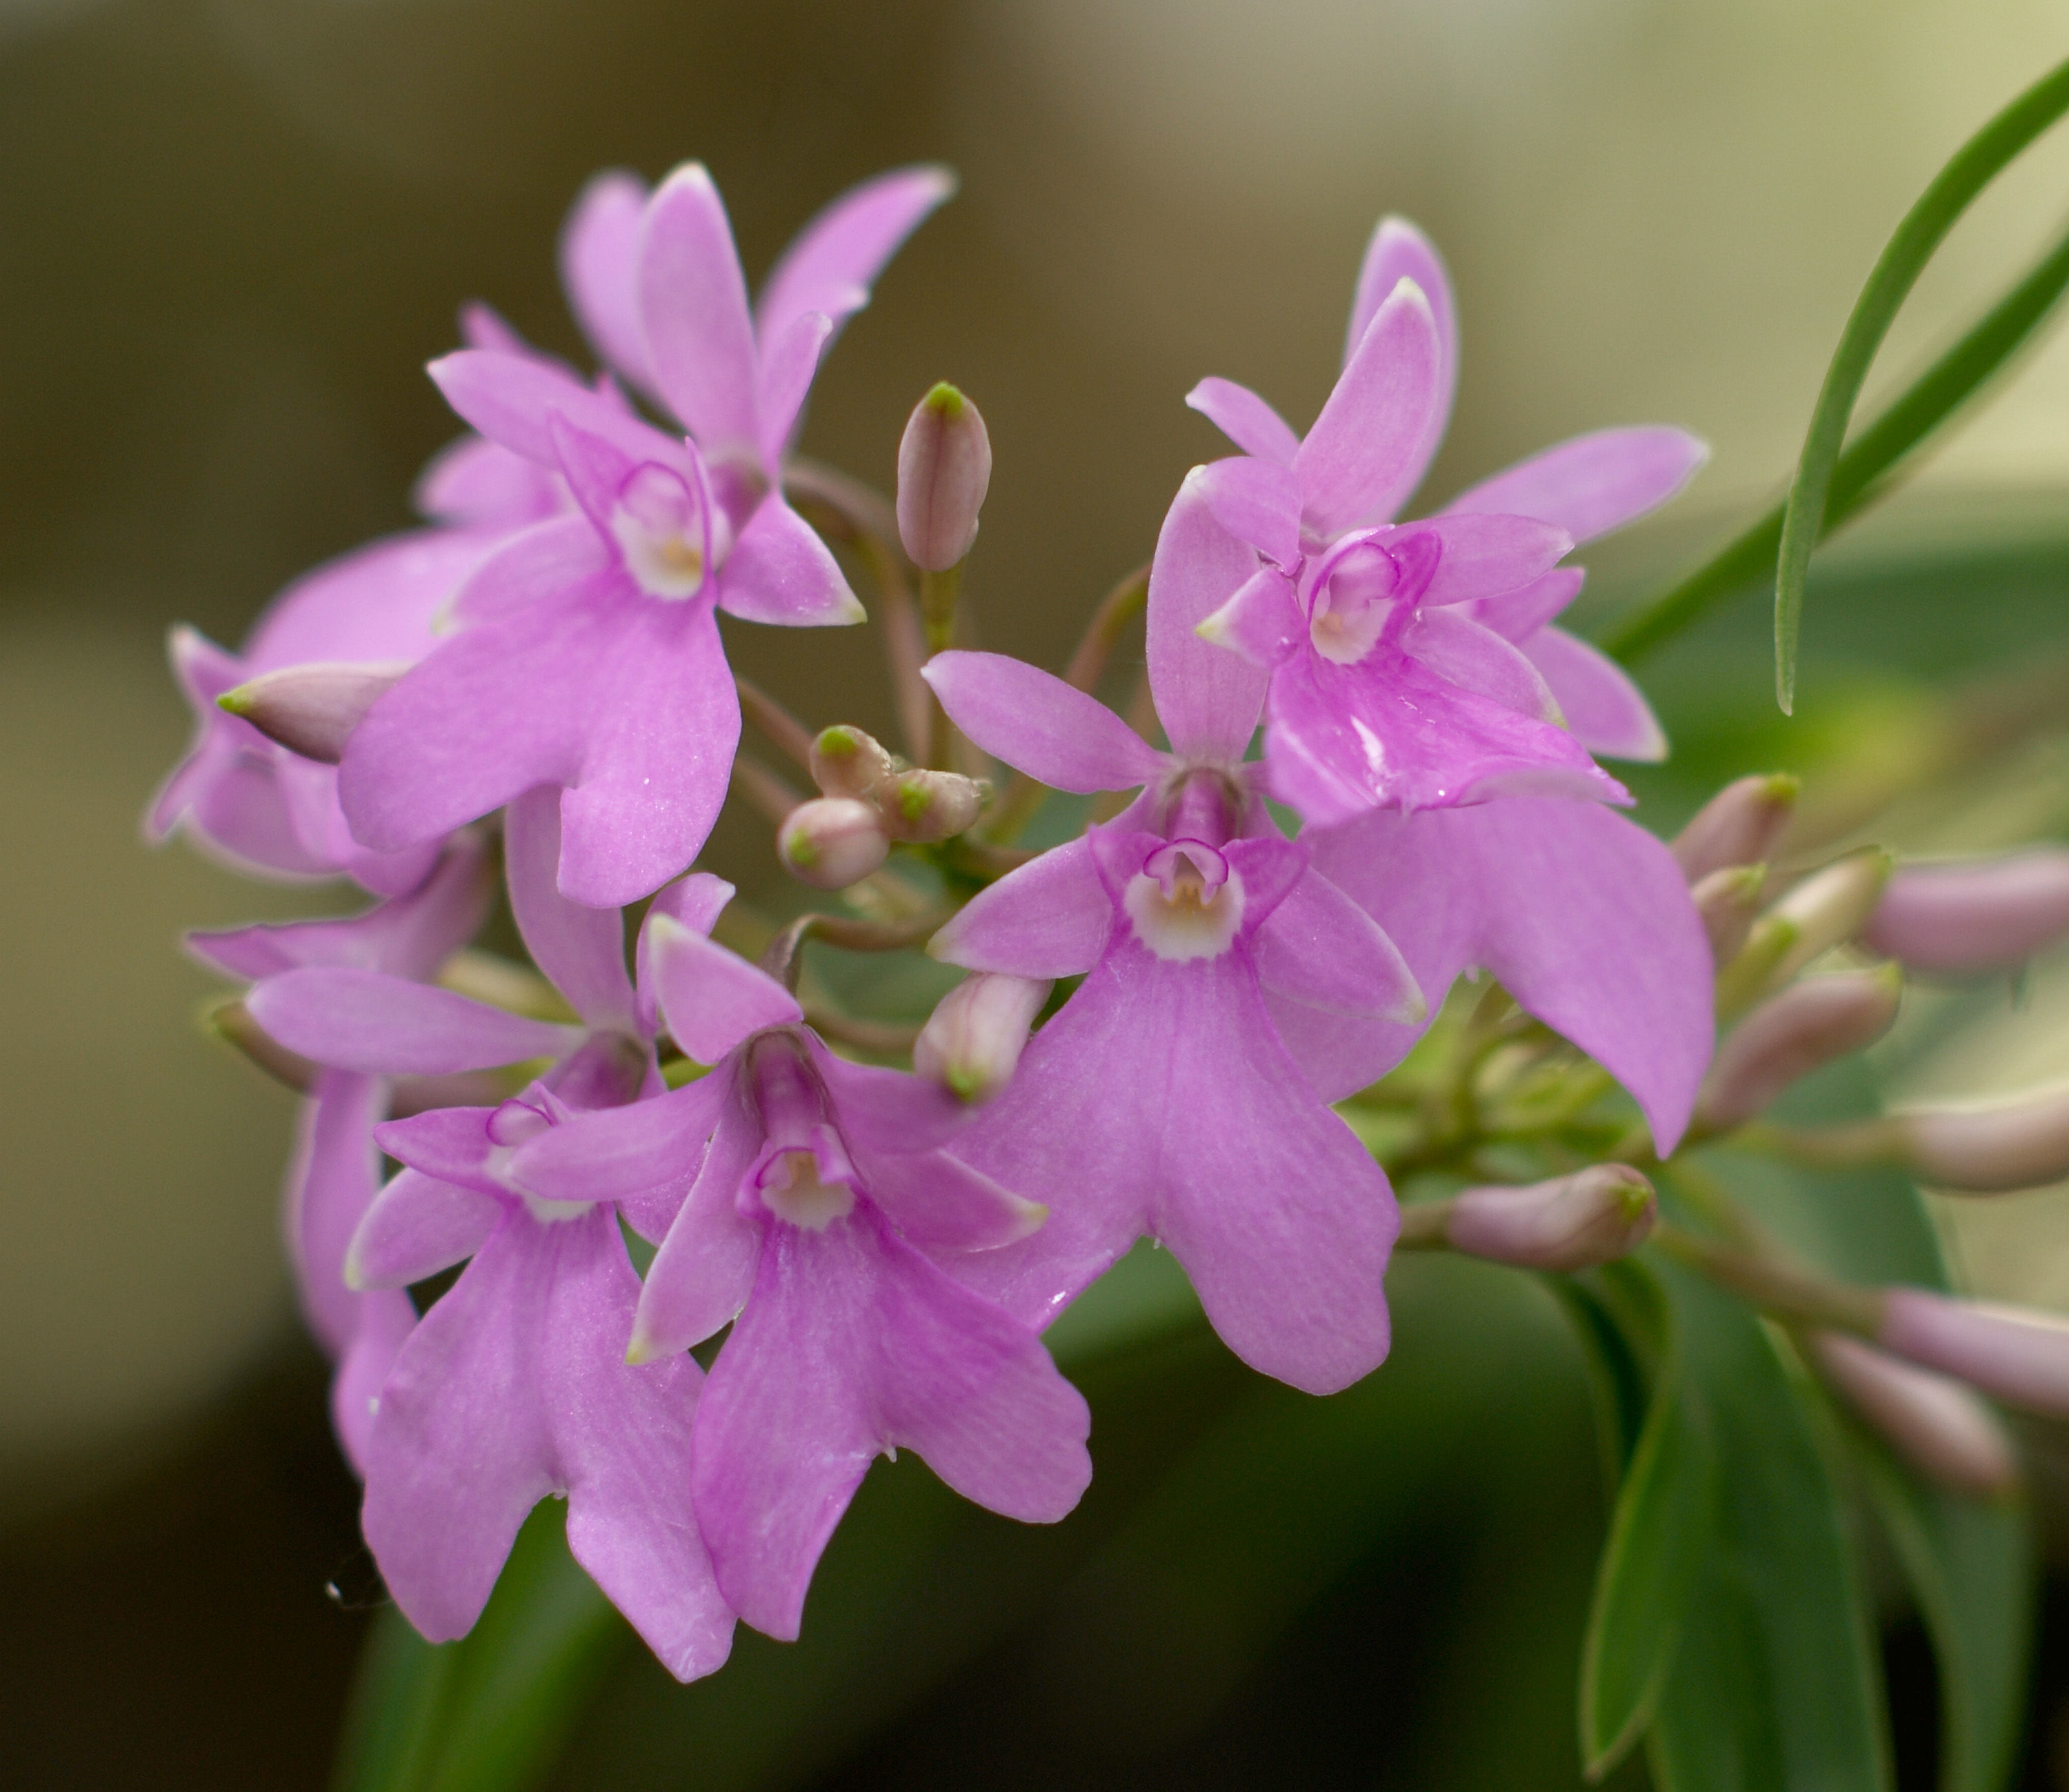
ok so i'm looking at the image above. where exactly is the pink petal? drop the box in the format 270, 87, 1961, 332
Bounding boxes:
714, 495, 862, 627
414, 433, 561, 530
929, 837, 1112, 978
1310, 798, 1714, 1151
505, 786, 637, 1030
348, 1167, 504, 1289
647, 918, 802, 1064
332, 1290, 415, 1477
374, 1104, 507, 1195
923, 650, 1169, 793
692, 1204, 1089, 1638
558, 170, 653, 392
1184, 377, 1301, 467
511, 1067, 734, 1208
754, 164, 956, 362
447, 516, 613, 628
755, 310, 834, 469
1406, 514, 1573, 608
248, 527, 495, 668
288, 1070, 385, 1356
249, 970, 575, 1075
1401, 608, 1562, 721
1197, 565, 1306, 669
1473, 566, 1585, 642
1521, 627, 1668, 762
1295, 278, 1443, 536
812, 1043, 980, 1159
859, 1148, 1046, 1252
1193, 456, 1302, 567
635, 871, 736, 1033
627, 1102, 763, 1357
638, 163, 762, 459
1250, 867, 1423, 1020
1441, 426, 1708, 544
1148, 472, 1269, 763
428, 349, 690, 479
1346, 217, 1457, 501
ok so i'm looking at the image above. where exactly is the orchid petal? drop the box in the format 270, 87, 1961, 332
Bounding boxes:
446, 516, 613, 628
1404, 513, 1573, 607
754, 164, 956, 357
923, 650, 1168, 793
930, 837, 1112, 978
812, 1044, 979, 1158
1196, 565, 1305, 669
626, 1102, 763, 1357
374, 1104, 506, 1195
636, 872, 736, 1033
1346, 217, 1457, 504
1522, 628, 1668, 761
251, 970, 574, 1075
861, 1149, 1046, 1252
1296, 278, 1442, 535
511, 1066, 734, 1207
1442, 426, 1708, 544
647, 917, 801, 1064
714, 494, 862, 626
639, 163, 762, 459
1401, 608, 1563, 721
288, 1071, 384, 1356
559, 170, 653, 390
1473, 566, 1585, 642
755, 310, 835, 469
1184, 377, 1301, 467
348, 1167, 503, 1289
506, 786, 637, 1030
1251, 868, 1423, 1021
1193, 457, 1302, 567
333, 1290, 414, 1478
1311, 798, 1713, 1151
1148, 472, 1269, 762
414, 432, 561, 530
428, 349, 690, 477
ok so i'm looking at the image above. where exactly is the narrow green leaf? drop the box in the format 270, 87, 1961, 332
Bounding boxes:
1599, 212, 2069, 668
330, 1607, 457, 1792
1774, 57, 2069, 712
1578, 1325, 1718, 1778
1647, 1260, 1894, 1792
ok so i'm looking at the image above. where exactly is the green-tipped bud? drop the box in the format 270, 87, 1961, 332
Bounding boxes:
914, 973, 1052, 1104
1691, 863, 1767, 967
1672, 773, 1799, 884
877, 768, 988, 844
217, 659, 409, 764
1443, 1166, 1657, 1273
809, 724, 898, 800
1697, 965, 1901, 1134
777, 797, 890, 890
1716, 847, 1892, 1014
896, 382, 991, 572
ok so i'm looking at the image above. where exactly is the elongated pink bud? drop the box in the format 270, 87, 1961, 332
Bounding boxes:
777, 797, 890, 890
1880, 1288, 2069, 1416
914, 972, 1052, 1103
896, 383, 991, 572
1691, 864, 1766, 966
1673, 773, 1799, 882
809, 724, 899, 800
1716, 847, 1893, 1015
1895, 1081, 2069, 1193
217, 659, 410, 763
1862, 849, 2069, 975
1698, 965, 1901, 1133
1444, 1166, 1657, 1272
1809, 1332, 2019, 1497
878, 767, 987, 843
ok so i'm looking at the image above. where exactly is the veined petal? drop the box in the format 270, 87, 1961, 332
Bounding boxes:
414, 432, 561, 530
1311, 797, 1714, 1151
647, 917, 801, 1064
626, 1103, 763, 1357
861, 1149, 1046, 1252
1405, 514, 1573, 608
639, 163, 762, 459
1473, 566, 1584, 642
754, 164, 956, 359
505, 786, 637, 1031
1148, 472, 1269, 762
446, 516, 613, 628
1521, 628, 1668, 762
812, 1044, 975, 1158
756, 310, 835, 470
1346, 216, 1457, 504
1296, 278, 1442, 535
930, 837, 1111, 978
1185, 377, 1301, 467
1401, 608, 1563, 722
1442, 426, 1708, 544
1196, 565, 1304, 668
559, 170, 653, 392
511, 1066, 736, 1207
923, 650, 1168, 792
288, 1070, 385, 1356
1193, 456, 1301, 568
333, 1290, 415, 1478
714, 495, 863, 627
374, 1104, 510, 1195
1251, 868, 1423, 1021
250, 968, 576, 1075
348, 1167, 503, 1289
636, 872, 736, 1035
428, 349, 690, 478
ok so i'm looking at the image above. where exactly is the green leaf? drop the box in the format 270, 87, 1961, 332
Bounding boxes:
1577, 1271, 1719, 1780
1646, 1259, 1894, 1792
1599, 210, 2069, 670
1773, 57, 2069, 712
330, 1502, 625, 1792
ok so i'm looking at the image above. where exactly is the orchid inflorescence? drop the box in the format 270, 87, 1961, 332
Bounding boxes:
151, 157, 2069, 1736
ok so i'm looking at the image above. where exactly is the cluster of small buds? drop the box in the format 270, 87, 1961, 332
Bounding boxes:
778, 723, 989, 888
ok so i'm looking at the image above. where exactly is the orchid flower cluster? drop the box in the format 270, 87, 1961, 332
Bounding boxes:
151, 160, 2069, 1710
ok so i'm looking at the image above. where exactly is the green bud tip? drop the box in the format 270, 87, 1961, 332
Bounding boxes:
786, 835, 819, 868
946, 1065, 987, 1103
815, 726, 861, 761
1760, 772, 1801, 804
895, 778, 930, 824
1612, 1175, 1653, 1222
216, 684, 259, 717
923, 381, 966, 420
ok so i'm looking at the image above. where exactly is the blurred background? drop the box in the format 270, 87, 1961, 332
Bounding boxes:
10, 0, 2069, 1784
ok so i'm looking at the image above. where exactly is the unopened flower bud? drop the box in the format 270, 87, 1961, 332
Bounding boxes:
1862, 849, 2069, 975
1692, 864, 1767, 967
896, 382, 991, 572
1673, 773, 1799, 883
877, 767, 988, 843
809, 724, 899, 800
217, 659, 409, 763
914, 973, 1052, 1104
1697, 965, 1901, 1133
1879, 1288, 2069, 1417
1808, 1332, 2019, 1498
777, 797, 890, 890
1893, 1080, 2069, 1193
1443, 1166, 1657, 1273
1716, 847, 1892, 1015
